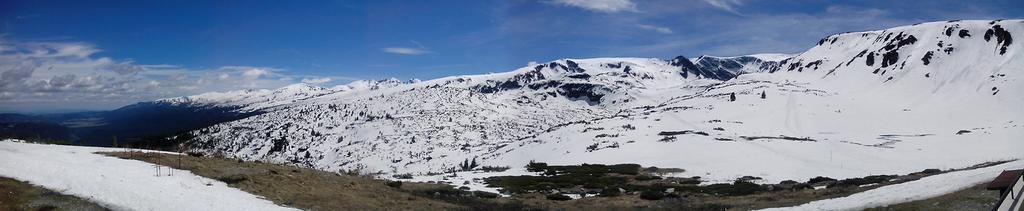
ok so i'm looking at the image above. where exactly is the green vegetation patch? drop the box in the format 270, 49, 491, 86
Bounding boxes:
526, 161, 641, 175
485, 174, 629, 194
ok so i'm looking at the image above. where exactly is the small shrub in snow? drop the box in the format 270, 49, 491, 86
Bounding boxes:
807, 176, 837, 184
546, 193, 572, 201
915, 168, 942, 175
634, 175, 661, 181
385, 180, 403, 188
599, 188, 622, 197
789, 183, 813, 190
458, 157, 480, 171
678, 177, 702, 185
639, 190, 665, 200
216, 174, 248, 184
827, 175, 896, 188
701, 181, 766, 196
473, 191, 499, 199
526, 160, 548, 172
737, 176, 762, 181
478, 166, 511, 172
621, 124, 636, 130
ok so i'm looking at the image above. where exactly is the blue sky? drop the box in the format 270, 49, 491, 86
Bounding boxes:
1, 0, 1022, 112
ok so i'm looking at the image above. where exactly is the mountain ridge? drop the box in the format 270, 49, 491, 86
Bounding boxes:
79, 20, 1024, 184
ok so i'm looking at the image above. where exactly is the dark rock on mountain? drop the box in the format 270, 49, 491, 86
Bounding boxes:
670, 56, 701, 79
881, 51, 899, 68
564, 60, 586, 73
557, 83, 606, 103
476, 68, 546, 93
692, 55, 784, 77
674, 56, 739, 80
866, 52, 876, 66
984, 25, 1013, 55
922, 51, 934, 65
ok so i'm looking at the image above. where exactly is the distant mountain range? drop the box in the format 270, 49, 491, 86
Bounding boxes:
0, 79, 416, 146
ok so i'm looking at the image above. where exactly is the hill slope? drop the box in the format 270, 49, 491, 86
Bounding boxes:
184, 20, 1023, 183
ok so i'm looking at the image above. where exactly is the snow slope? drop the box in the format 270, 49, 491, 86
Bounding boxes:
762, 159, 1024, 210
180, 19, 1023, 188
0, 140, 297, 211
154, 83, 329, 112
155, 79, 414, 112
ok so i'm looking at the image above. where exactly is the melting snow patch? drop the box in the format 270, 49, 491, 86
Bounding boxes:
761, 159, 1024, 211
0, 141, 298, 211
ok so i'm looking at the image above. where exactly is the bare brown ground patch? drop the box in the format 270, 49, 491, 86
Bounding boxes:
100, 151, 472, 210
98, 151, 1010, 210
0, 177, 109, 211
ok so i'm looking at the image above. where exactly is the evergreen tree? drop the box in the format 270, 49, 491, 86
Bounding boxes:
760, 91, 766, 99
729, 92, 736, 101
470, 157, 478, 169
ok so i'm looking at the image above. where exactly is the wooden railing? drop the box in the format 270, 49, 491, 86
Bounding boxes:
995, 171, 1024, 211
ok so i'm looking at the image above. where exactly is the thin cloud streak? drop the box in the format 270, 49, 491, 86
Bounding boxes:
383, 47, 431, 55
637, 24, 674, 34
704, 0, 743, 14
547, 0, 638, 13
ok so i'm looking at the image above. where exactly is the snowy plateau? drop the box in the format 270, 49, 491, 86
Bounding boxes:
162, 19, 1024, 195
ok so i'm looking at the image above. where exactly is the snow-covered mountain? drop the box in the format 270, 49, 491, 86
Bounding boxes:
155, 83, 331, 112
153, 78, 417, 112
180, 20, 1023, 183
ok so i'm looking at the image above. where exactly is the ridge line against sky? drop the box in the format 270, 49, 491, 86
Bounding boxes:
1, 0, 1022, 112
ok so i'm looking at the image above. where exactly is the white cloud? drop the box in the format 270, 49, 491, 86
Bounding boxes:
139, 64, 179, 69
606, 4, 914, 57
704, 0, 743, 13
637, 24, 673, 34
103, 61, 144, 75
383, 47, 430, 55
0, 39, 357, 112
241, 68, 271, 80
301, 77, 332, 84
548, 0, 637, 13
